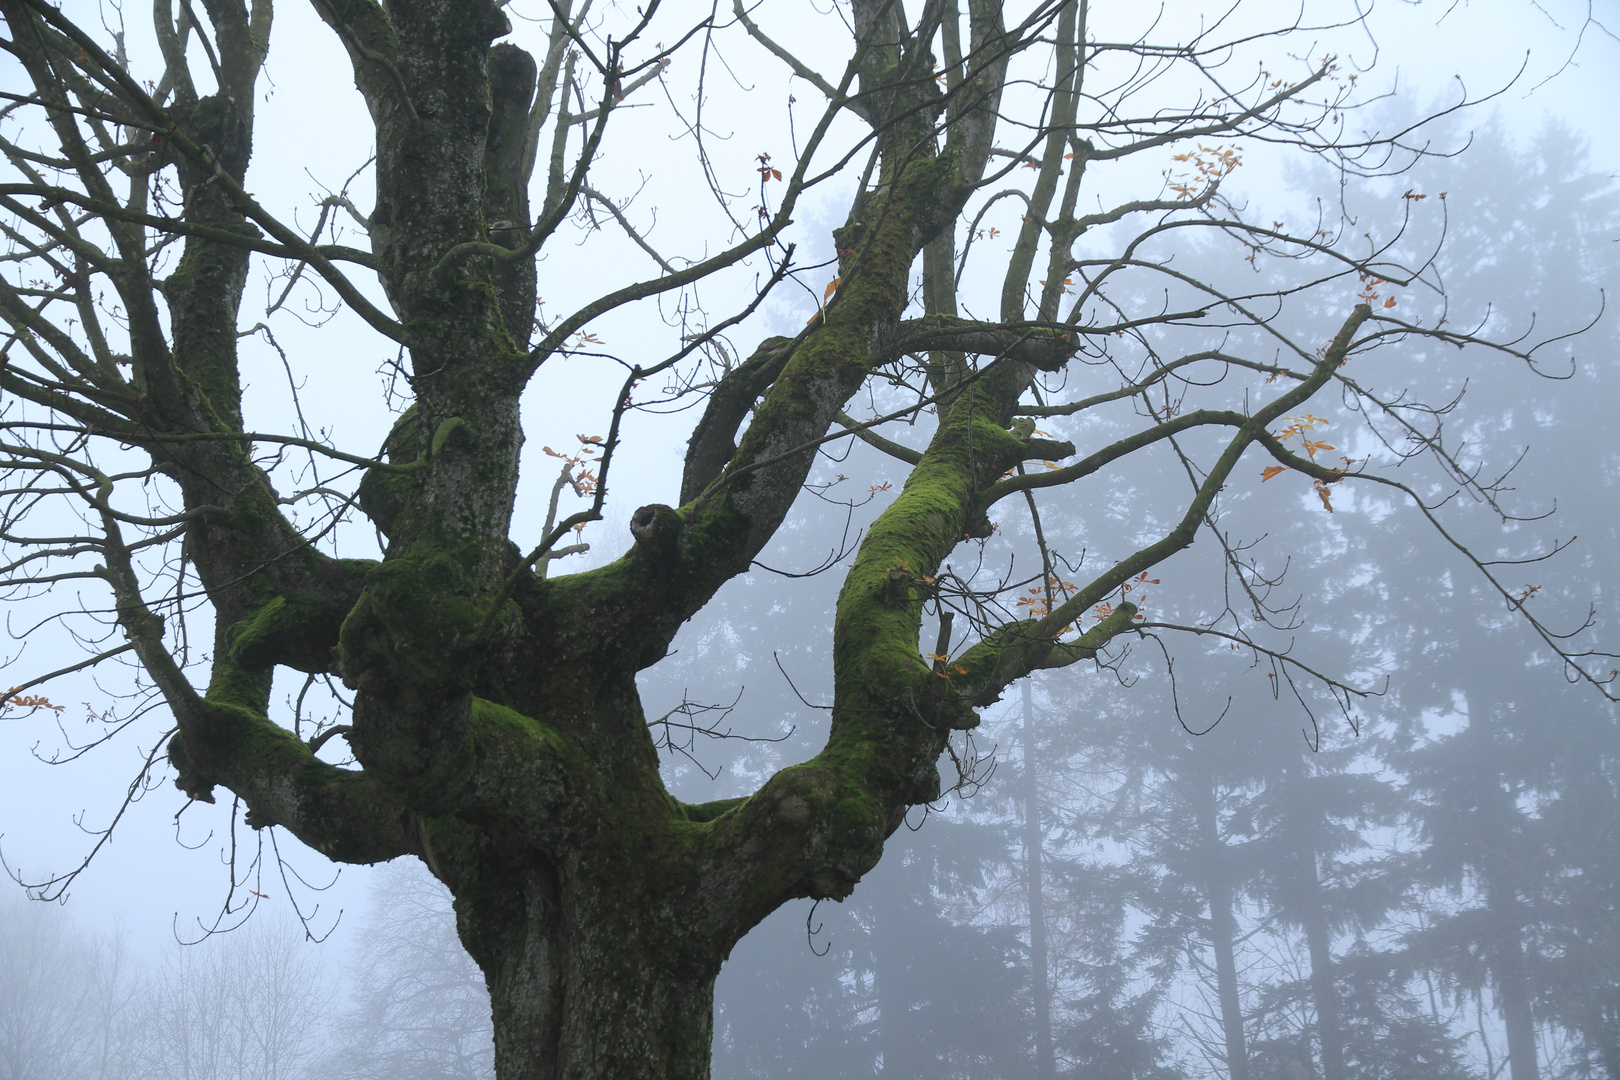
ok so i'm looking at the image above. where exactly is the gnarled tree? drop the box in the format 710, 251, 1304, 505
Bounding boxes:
0, 1, 1606, 1078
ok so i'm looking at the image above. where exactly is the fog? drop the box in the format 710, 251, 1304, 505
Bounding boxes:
0, 0, 1617, 1078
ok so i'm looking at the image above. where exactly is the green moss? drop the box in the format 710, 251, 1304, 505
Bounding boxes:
226, 596, 323, 664
337, 544, 497, 688
467, 696, 583, 763
205, 656, 273, 712
539, 547, 651, 637
825, 784, 882, 845
831, 412, 986, 697
679, 796, 748, 823
951, 601, 1140, 699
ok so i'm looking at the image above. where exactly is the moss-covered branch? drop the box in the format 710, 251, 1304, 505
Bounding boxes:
881, 315, 1082, 369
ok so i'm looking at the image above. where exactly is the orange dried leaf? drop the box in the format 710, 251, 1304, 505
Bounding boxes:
1261, 465, 1287, 482
4, 694, 64, 712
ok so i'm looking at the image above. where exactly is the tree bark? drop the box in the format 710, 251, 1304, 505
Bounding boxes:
451, 837, 726, 1080
481, 915, 718, 1080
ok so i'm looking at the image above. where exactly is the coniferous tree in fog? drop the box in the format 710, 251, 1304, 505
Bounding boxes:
1062, 702, 1268, 1080
1399, 697, 1557, 1080
711, 813, 1031, 1079
1046, 858, 1186, 1080
1307, 121, 1620, 1080
1392, 670, 1620, 1080
1019, 683, 1059, 1080
1233, 744, 1404, 1080
1005, 680, 1188, 1080
1327, 956, 1474, 1080
1532, 750, 1620, 1080
1092, 116, 1620, 1080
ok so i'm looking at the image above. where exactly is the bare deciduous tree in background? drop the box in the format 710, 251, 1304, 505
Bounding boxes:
0, 0, 1607, 1077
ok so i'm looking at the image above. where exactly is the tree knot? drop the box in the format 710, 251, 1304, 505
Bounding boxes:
630, 503, 683, 561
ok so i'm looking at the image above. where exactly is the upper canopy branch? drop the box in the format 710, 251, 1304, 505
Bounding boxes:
1013, 350, 1305, 418
0, 185, 380, 269
881, 315, 1081, 370
12, 0, 405, 342
942, 305, 1371, 704
77, 478, 410, 862
985, 408, 1246, 503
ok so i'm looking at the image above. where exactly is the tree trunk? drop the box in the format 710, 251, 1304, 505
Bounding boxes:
1461, 684, 1541, 1080
1193, 779, 1250, 1080
871, 881, 919, 1079
458, 853, 722, 1080
1021, 683, 1057, 1080
1596, 1004, 1620, 1080
1296, 852, 1346, 1080
487, 953, 717, 1080
1495, 919, 1541, 1080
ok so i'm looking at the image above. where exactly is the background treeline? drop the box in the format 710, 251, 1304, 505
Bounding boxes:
3, 123, 1615, 1080
686, 118, 1620, 1080
0, 865, 491, 1080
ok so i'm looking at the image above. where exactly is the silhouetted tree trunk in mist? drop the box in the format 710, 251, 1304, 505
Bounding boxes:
1191, 778, 1250, 1080
1294, 845, 1346, 1080
1492, 914, 1542, 1080
1402, 672, 1547, 1080
1021, 683, 1057, 1080
871, 877, 927, 1080
1462, 685, 1542, 1080
1258, 757, 1371, 1080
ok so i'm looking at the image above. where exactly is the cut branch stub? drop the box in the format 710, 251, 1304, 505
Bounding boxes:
629, 503, 683, 563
